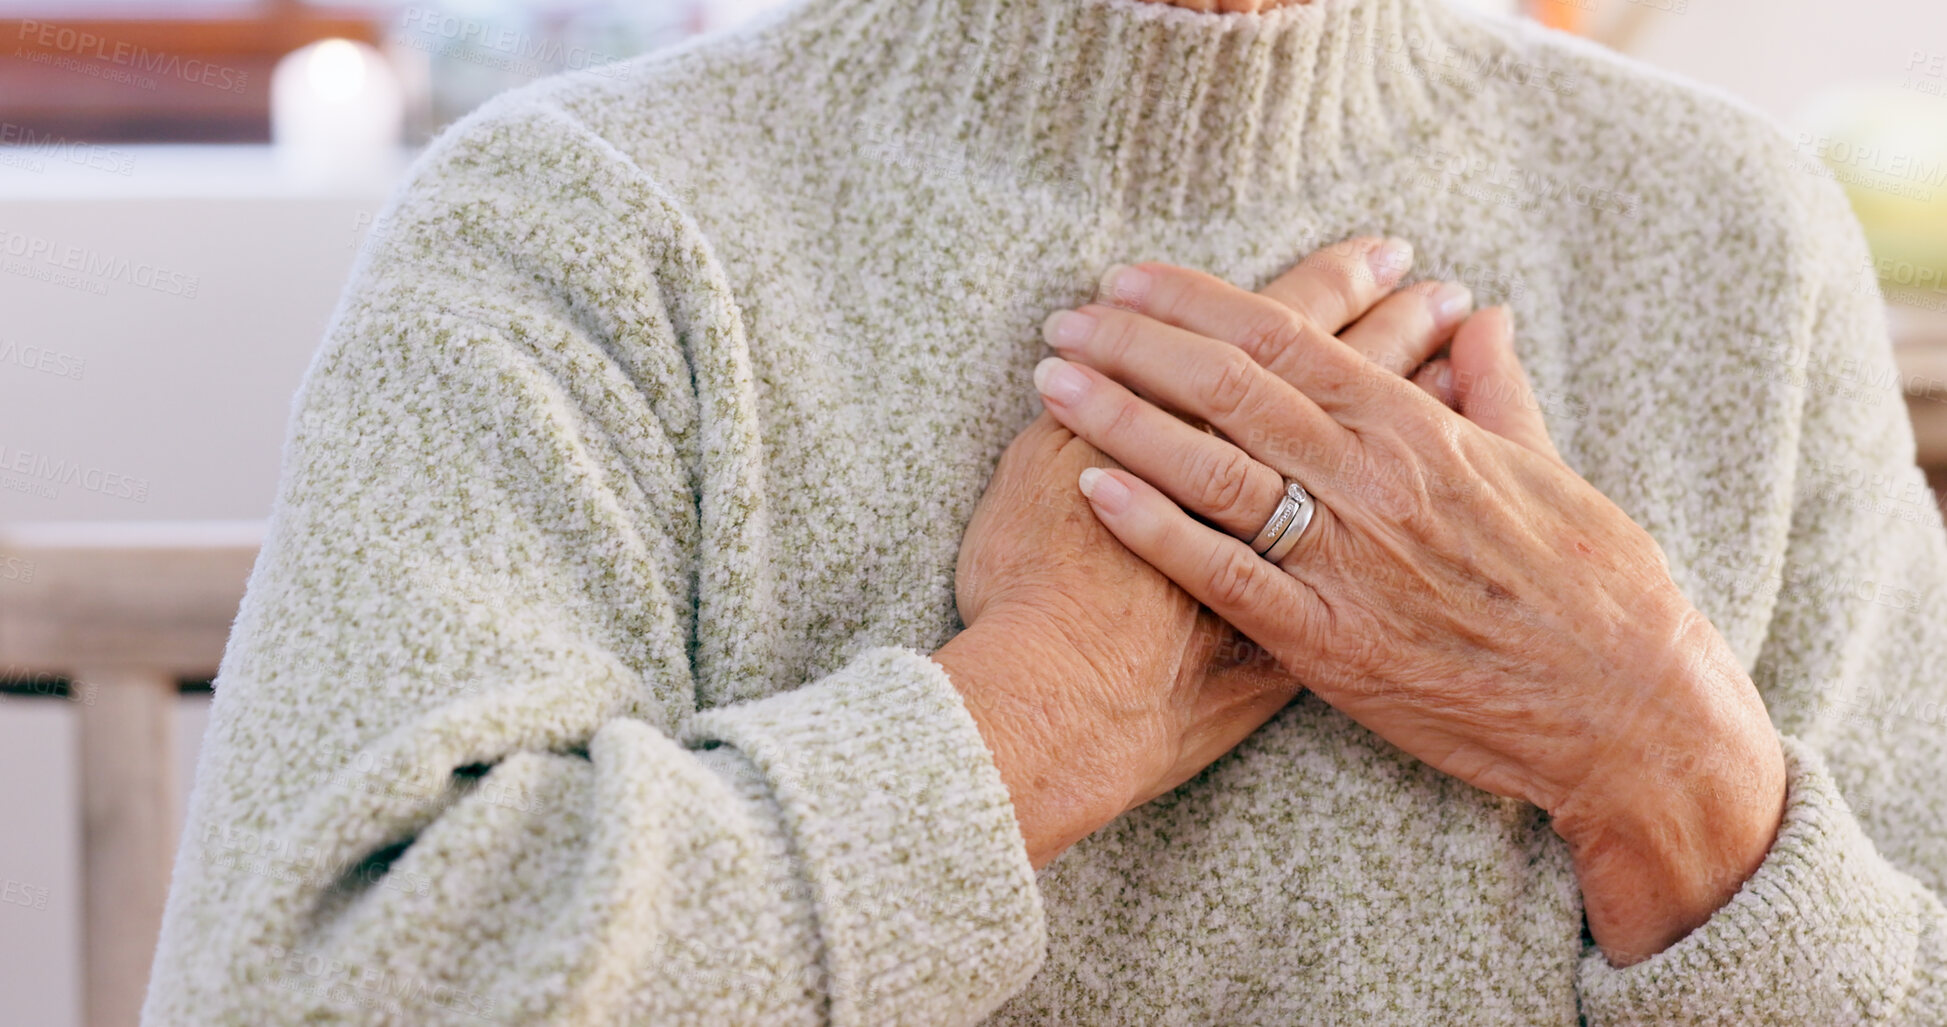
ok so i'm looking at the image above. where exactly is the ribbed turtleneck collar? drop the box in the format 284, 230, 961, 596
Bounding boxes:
777, 0, 1470, 218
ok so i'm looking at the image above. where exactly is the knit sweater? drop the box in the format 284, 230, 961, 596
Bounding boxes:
144, 0, 1947, 1022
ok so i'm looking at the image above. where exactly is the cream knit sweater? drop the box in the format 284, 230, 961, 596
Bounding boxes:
145, 0, 1947, 1022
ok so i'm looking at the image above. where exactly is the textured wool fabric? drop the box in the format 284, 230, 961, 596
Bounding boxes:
145, 0, 1947, 1022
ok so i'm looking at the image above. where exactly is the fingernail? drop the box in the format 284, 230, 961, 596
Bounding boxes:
1034, 355, 1089, 405
1098, 264, 1152, 307
1433, 361, 1455, 397
1078, 467, 1131, 513
1042, 309, 1097, 351
1430, 282, 1473, 326
1369, 238, 1413, 287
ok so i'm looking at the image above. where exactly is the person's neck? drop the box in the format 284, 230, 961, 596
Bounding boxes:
801, 0, 1459, 219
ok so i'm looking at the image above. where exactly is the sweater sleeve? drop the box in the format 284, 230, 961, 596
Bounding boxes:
1576, 148, 1947, 1024
141, 98, 1045, 1026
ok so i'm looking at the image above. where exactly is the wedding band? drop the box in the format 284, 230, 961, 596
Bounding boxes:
1250, 480, 1317, 564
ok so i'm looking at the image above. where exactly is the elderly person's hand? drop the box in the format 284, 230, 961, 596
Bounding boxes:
936, 241, 1483, 871
937, 409, 1298, 871
1028, 241, 1789, 966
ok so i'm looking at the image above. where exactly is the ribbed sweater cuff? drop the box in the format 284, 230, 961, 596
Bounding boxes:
1577, 734, 1924, 1024
682, 646, 1048, 1024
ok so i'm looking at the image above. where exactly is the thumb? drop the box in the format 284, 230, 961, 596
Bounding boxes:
1449, 306, 1560, 461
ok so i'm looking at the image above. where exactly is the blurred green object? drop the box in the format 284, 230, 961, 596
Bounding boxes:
1796, 84, 1947, 307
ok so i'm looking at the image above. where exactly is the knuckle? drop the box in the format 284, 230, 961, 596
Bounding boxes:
1193, 445, 1259, 521
1102, 392, 1146, 442
1328, 268, 1364, 315
1202, 545, 1266, 611
1307, 242, 1368, 306
1234, 308, 1306, 367
1201, 351, 1262, 419
1409, 413, 1470, 467
1309, 237, 1367, 276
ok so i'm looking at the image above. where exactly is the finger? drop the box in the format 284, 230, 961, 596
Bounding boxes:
1074, 465, 1328, 661
1094, 239, 1413, 388
1337, 279, 1474, 379
1411, 358, 1456, 408
1098, 238, 1412, 338
1448, 307, 1561, 461
1033, 355, 1292, 540
1046, 299, 1405, 433
1257, 236, 1415, 333
1093, 263, 1373, 401
1042, 306, 1368, 486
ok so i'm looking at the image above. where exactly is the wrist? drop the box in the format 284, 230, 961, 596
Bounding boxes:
1560, 759, 1784, 965
931, 610, 1144, 869
1551, 616, 1787, 964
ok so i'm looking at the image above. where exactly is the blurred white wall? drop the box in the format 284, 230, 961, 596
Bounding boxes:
1627, 0, 1945, 120
0, 180, 386, 523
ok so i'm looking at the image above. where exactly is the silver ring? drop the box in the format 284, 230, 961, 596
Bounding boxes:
1250, 480, 1316, 564
1247, 483, 1301, 554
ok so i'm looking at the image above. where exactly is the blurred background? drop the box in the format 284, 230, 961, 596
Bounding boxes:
0, 0, 1942, 1024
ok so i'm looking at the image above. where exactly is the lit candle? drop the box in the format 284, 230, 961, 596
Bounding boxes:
271, 39, 406, 189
